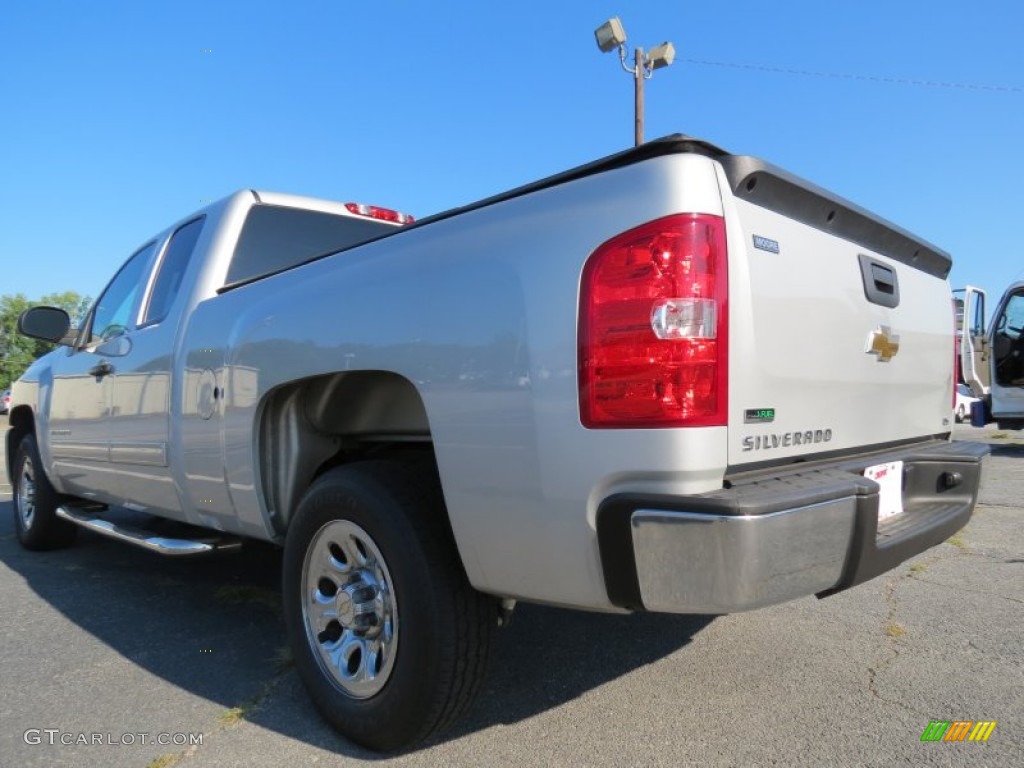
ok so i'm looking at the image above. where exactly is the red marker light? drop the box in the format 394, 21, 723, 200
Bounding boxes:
345, 202, 415, 224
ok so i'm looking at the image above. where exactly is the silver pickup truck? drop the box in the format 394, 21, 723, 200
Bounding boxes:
8, 136, 987, 750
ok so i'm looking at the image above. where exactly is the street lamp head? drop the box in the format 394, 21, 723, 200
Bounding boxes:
646, 41, 676, 70
594, 17, 627, 53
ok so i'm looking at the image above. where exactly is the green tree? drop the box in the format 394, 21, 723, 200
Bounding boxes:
40, 291, 93, 327
0, 291, 92, 391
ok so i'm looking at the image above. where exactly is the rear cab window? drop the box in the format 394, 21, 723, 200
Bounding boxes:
226, 205, 393, 287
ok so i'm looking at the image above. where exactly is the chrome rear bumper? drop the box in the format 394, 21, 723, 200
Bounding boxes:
597, 439, 989, 614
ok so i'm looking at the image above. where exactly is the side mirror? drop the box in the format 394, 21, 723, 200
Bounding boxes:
18, 306, 73, 345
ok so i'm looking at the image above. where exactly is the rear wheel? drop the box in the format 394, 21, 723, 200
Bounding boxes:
282, 460, 496, 751
12, 433, 78, 550
956, 404, 967, 423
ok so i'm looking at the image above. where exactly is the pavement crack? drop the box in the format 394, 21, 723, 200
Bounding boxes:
147, 664, 293, 767
863, 573, 932, 720
866, 577, 902, 701
974, 502, 1023, 511
911, 575, 1024, 605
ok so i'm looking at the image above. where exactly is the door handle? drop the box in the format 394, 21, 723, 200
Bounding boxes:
89, 361, 114, 378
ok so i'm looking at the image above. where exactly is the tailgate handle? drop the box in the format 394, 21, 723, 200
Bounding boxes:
858, 254, 900, 308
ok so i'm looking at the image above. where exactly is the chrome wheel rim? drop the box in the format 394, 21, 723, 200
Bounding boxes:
301, 520, 398, 699
18, 456, 37, 530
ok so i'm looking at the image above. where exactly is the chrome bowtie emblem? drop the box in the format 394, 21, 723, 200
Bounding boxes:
866, 326, 900, 362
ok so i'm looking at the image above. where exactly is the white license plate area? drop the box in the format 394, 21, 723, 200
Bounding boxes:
864, 460, 904, 521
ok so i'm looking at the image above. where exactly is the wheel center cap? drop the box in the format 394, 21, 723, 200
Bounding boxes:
337, 577, 383, 634
336, 591, 356, 624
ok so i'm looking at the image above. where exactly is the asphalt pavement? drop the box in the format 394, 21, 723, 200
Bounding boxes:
0, 425, 1020, 767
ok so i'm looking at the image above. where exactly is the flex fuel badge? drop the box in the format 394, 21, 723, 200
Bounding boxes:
744, 408, 775, 424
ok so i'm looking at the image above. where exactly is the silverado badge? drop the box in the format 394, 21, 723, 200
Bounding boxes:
866, 326, 900, 362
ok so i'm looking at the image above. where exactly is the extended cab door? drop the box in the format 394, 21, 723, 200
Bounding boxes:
48, 242, 157, 501
987, 282, 1024, 419
105, 217, 205, 518
957, 285, 990, 397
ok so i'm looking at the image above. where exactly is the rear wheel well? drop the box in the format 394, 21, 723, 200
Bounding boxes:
257, 371, 443, 533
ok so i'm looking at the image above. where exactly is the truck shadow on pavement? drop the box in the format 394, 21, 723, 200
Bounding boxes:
0, 501, 714, 757
988, 442, 1024, 458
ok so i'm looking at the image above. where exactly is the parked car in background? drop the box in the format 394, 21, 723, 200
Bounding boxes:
0, 390, 10, 415
955, 383, 979, 423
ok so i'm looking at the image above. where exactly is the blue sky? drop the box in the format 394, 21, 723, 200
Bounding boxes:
3, 1, 1022, 308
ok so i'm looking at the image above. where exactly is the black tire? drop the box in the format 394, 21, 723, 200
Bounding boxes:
12, 433, 78, 551
956, 404, 966, 423
282, 460, 496, 751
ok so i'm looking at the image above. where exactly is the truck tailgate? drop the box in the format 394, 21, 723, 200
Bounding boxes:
716, 158, 954, 469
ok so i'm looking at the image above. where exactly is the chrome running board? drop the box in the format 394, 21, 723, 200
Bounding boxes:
56, 506, 242, 556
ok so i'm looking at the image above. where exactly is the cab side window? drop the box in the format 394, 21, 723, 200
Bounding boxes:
84, 242, 156, 345
998, 294, 1024, 336
142, 217, 205, 326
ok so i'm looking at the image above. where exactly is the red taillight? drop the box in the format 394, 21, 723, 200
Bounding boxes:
579, 213, 728, 428
344, 202, 415, 224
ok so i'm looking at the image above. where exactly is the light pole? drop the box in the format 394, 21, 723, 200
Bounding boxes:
594, 17, 676, 146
